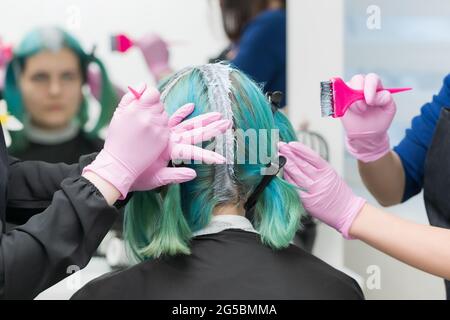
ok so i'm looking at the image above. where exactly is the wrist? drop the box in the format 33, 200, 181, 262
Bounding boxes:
82, 172, 121, 206
347, 202, 370, 239
346, 133, 390, 163
82, 150, 137, 200
340, 196, 367, 240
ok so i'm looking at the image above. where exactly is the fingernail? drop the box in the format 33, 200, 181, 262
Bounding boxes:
217, 120, 232, 130
180, 172, 197, 180
180, 103, 195, 112
221, 119, 233, 127
214, 155, 226, 163
209, 113, 223, 122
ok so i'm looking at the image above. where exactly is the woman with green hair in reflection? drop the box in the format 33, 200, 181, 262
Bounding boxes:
3, 26, 118, 164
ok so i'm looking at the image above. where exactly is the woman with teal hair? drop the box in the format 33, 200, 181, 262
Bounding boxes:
71, 63, 363, 300
3, 26, 118, 164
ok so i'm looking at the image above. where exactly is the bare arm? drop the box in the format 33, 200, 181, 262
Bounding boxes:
82, 172, 120, 206
358, 151, 405, 207
350, 203, 450, 280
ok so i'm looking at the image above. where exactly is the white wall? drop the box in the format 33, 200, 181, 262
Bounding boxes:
0, 0, 229, 88
289, 0, 347, 270
288, 0, 345, 174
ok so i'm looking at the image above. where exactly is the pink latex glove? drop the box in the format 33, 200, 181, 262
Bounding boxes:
83, 84, 170, 199
341, 73, 396, 163
278, 141, 366, 239
131, 103, 230, 191
135, 34, 171, 81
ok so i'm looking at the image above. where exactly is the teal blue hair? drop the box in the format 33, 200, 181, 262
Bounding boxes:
124, 65, 304, 262
3, 26, 118, 153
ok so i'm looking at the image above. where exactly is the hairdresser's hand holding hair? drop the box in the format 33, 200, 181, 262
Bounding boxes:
279, 142, 450, 280
84, 83, 228, 197
278, 141, 366, 239
83, 85, 171, 201
131, 103, 229, 191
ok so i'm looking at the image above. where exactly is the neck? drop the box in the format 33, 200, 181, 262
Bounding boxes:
213, 203, 245, 217
25, 117, 80, 145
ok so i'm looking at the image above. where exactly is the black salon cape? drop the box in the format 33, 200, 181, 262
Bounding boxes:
0, 125, 119, 299
72, 229, 364, 300
10, 131, 104, 164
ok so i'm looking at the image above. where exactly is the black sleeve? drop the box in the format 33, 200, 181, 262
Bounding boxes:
6, 154, 131, 225
7, 154, 97, 210
0, 176, 119, 299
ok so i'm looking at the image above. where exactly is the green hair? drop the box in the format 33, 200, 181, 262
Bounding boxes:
3, 26, 118, 153
124, 65, 304, 262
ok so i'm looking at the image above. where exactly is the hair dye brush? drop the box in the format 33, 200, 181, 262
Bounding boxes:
110, 34, 134, 53
110, 33, 186, 54
320, 77, 412, 118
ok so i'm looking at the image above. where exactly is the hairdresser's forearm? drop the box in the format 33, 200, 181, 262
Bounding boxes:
349, 203, 450, 280
358, 151, 405, 206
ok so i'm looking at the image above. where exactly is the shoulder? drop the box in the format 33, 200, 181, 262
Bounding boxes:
243, 9, 286, 38
279, 244, 364, 299
211, 230, 363, 299
413, 74, 450, 125
71, 263, 145, 300
442, 73, 450, 86
252, 9, 286, 26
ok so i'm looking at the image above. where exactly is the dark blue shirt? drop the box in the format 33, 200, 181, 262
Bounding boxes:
393, 74, 450, 201
232, 9, 287, 107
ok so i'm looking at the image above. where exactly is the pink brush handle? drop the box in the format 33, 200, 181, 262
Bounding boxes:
383, 87, 412, 94
353, 87, 412, 94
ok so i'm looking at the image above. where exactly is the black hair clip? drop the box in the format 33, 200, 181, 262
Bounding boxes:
266, 91, 283, 114
87, 44, 97, 62
81, 45, 97, 83
244, 155, 287, 221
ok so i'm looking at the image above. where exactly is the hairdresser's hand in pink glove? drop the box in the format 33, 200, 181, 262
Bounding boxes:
131, 103, 230, 191
341, 73, 396, 163
135, 33, 172, 82
83, 84, 170, 199
278, 141, 366, 239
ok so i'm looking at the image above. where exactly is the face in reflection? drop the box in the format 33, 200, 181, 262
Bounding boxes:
19, 47, 83, 131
